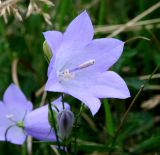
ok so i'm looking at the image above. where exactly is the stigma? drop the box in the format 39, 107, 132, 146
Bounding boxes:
78, 59, 95, 69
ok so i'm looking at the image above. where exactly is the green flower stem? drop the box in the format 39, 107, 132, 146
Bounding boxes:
47, 93, 60, 150
22, 143, 27, 155
103, 99, 115, 136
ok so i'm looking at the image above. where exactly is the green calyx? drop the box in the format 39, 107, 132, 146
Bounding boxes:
16, 121, 24, 128
43, 41, 52, 63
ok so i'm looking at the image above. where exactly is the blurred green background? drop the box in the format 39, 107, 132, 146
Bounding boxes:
0, 0, 160, 154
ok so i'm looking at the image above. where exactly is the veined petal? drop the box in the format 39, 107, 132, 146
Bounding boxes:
55, 10, 94, 71
61, 83, 101, 115
0, 98, 28, 144
45, 77, 64, 93
47, 57, 55, 76
43, 30, 63, 55
6, 126, 26, 145
24, 105, 56, 141
66, 70, 130, 99
45, 67, 64, 92
63, 10, 93, 49
0, 102, 14, 141
69, 90, 101, 116
88, 71, 130, 98
67, 38, 124, 72
3, 84, 33, 121
0, 102, 13, 127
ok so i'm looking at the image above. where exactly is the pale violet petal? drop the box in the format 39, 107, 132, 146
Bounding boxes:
0, 101, 21, 141
63, 10, 93, 49
3, 84, 33, 120
65, 70, 130, 99
6, 126, 26, 145
66, 38, 124, 72
55, 10, 94, 71
47, 57, 54, 76
24, 105, 56, 141
52, 97, 70, 112
67, 89, 101, 116
45, 78, 64, 93
60, 82, 101, 115
88, 71, 130, 98
43, 30, 63, 55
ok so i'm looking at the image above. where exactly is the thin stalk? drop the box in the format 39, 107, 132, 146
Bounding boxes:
63, 138, 66, 155
22, 142, 26, 155
47, 94, 60, 150
109, 65, 160, 155
61, 93, 65, 109
103, 99, 115, 136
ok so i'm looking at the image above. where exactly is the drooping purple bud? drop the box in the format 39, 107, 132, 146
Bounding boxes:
57, 110, 74, 139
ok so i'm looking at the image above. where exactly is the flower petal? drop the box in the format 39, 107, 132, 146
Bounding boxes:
45, 77, 64, 93
6, 126, 26, 145
66, 38, 124, 72
69, 90, 101, 116
55, 10, 94, 71
43, 30, 63, 55
0, 103, 11, 141
61, 83, 101, 115
52, 97, 70, 112
24, 105, 56, 141
45, 68, 64, 92
47, 57, 54, 76
63, 10, 93, 49
65, 70, 130, 99
3, 84, 33, 121
88, 71, 130, 98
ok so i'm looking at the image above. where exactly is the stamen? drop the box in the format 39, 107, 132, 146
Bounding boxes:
58, 69, 75, 81
6, 114, 14, 119
6, 114, 17, 123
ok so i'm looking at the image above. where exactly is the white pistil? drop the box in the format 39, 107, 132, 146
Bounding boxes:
78, 59, 95, 69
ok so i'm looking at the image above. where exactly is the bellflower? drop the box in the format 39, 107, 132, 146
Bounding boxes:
43, 11, 130, 115
0, 84, 69, 144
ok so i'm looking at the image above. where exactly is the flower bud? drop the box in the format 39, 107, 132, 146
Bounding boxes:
43, 41, 52, 62
57, 110, 74, 139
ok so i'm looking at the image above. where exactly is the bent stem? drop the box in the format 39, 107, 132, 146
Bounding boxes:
109, 64, 160, 155
47, 93, 60, 150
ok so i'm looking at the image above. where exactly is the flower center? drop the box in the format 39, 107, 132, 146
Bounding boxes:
58, 59, 95, 82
